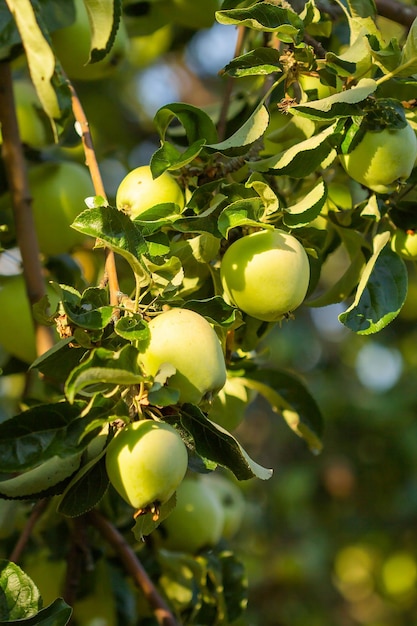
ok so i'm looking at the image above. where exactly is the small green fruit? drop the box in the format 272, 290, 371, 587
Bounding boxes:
202, 473, 246, 539
208, 376, 256, 431
116, 165, 184, 219
339, 123, 417, 194
391, 228, 417, 260
160, 476, 225, 553
139, 308, 227, 405
220, 229, 310, 322
105, 420, 188, 513
0, 80, 52, 149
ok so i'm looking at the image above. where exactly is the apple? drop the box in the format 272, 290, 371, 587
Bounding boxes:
0, 80, 52, 150
105, 420, 188, 514
220, 229, 310, 322
27, 160, 94, 256
0, 274, 59, 364
128, 25, 173, 69
160, 476, 225, 553
391, 228, 417, 260
116, 165, 185, 219
51, 0, 129, 81
339, 122, 417, 194
208, 375, 256, 431
138, 308, 227, 405
201, 473, 246, 539
158, 0, 220, 30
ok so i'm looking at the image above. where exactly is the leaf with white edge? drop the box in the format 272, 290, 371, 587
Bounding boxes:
243, 369, 323, 454
339, 233, 408, 334
65, 344, 145, 403
183, 296, 239, 327
251, 123, 338, 177
71, 205, 148, 279
178, 404, 273, 481
217, 198, 268, 238
221, 47, 282, 77
84, 0, 121, 63
245, 173, 280, 217
150, 139, 207, 176
6, 0, 69, 135
216, 4, 304, 44
283, 180, 327, 228
289, 78, 377, 120
0, 560, 41, 621
206, 104, 269, 154
399, 17, 417, 77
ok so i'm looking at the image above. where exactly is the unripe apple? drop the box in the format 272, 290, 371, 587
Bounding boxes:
0, 274, 59, 364
339, 123, 417, 194
116, 165, 184, 219
160, 476, 225, 553
220, 229, 310, 322
105, 420, 188, 513
51, 0, 129, 81
139, 308, 227, 405
201, 473, 246, 539
208, 376, 256, 431
22, 161, 94, 256
159, 0, 220, 29
391, 228, 417, 260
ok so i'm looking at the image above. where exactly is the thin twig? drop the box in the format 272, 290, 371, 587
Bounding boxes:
67, 81, 120, 307
0, 62, 55, 357
8, 498, 50, 564
87, 509, 179, 626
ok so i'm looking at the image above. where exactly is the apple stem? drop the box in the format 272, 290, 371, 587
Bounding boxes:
0, 61, 55, 357
67, 80, 121, 308
87, 509, 180, 626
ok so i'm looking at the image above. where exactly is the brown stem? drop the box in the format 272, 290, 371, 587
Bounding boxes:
0, 62, 55, 357
67, 82, 120, 307
217, 25, 246, 141
87, 509, 178, 626
8, 498, 49, 564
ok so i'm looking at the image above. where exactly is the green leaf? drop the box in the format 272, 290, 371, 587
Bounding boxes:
177, 404, 273, 481
283, 180, 327, 228
221, 47, 282, 77
216, 4, 304, 44
57, 454, 109, 517
183, 296, 239, 327
217, 198, 267, 238
84, 0, 122, 63
399, 17, 417, 77
0, 560, 41, 621
251, 122, 338, 177
132, 493, 177, 539
243, 369, 324, 454
339, 233, 408, 334
153, 102, 218, 146
114, 315, 150, 344
206, 104, 269, 154
71, 205, 148, 278
0, 402, 98, 473
151, 139, 207, 176
65, 344, 145, 403
290, 78, 377, 120
59, 286, 113, 331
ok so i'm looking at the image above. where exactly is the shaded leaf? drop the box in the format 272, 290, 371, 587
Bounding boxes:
151, 139, 207, 176
216, 4, 304, 44
221, 47, 282, 77
57, 454, 109, 517
84, 0, 122, 63
153, 102, 218, 146
283, 180, 327, 228
206, 104, 269, 154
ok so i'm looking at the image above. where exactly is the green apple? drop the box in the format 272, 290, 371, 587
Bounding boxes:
51, 0, 129, 81
0, 80, 52, 150
116, 165, 185, 219
160, 476, 224, 553
391, 228, 417, 260
220, 229, 310, 322
208, 376, 256, 432
158, 0, 220, 29
201, 473, 246, 539
0, 274, 59, 364
139, 308, 226, 405
27, 160, 94, 256
339, 122, 417, 194
128, 25, 173, 69
105, 420, 188, 513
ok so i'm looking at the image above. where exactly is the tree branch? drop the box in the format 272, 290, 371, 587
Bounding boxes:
0, 61, 55, 358
67, 81, 120, 307
8, 498, 49, 564
375, 0, 417, 28
87, 509, 178, 626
